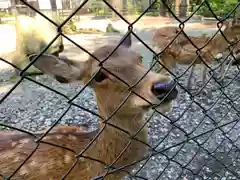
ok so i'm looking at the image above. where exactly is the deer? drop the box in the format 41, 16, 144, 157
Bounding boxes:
214, 18, 240, 79
1, 14, 64, 80
151, 20, 240, 90
216, 36, 240, 77
151, 26, 211, 90
0, 34, 178, 180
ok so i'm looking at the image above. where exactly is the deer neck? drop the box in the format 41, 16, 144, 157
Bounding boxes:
86, 98, 148, 169
96, 102, 147, 142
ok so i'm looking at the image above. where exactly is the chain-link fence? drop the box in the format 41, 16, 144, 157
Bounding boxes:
0, 0, 240, 179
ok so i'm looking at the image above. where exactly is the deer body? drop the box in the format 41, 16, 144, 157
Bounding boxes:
0, 116, 147, 179
152, 28, 213, 88
0, 35, 178, 179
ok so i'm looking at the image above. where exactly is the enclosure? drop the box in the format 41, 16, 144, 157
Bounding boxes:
0, 0, 240, 179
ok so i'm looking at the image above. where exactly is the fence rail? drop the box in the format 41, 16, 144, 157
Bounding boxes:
0, 0, 240, 179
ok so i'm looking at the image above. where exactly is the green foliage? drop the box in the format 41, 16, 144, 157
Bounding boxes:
126, 0, 143, 15
0, 11, 14, 23
86, 0, 145, 16
62, 20, 77, 34
194, 0, 239, 18
145, 11, 160, 16
145, 0, 175, 17
0, 11, 13, 18
86, 0, 109, 16
145, 0, 238, 18
89, 8, 107, 16
58, 15, 77, 34
146, 0, 161, 16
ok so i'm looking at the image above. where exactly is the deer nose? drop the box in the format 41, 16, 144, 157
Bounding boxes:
151, 80, 178, 102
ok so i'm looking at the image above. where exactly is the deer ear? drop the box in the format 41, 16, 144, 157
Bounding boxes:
120, 33, 132, 48
29, 54, 82, 83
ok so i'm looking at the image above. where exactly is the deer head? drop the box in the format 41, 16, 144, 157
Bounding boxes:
221, 19, 240, 41
30, 35, 178, 118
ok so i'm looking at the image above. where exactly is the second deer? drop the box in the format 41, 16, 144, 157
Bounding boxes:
151, 20, 240, 90
0, 34, 178, 179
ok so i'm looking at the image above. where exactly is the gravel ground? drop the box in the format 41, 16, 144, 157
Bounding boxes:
0, 31, 240, 180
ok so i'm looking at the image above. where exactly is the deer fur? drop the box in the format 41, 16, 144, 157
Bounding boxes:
0, 34, 178, 180
152, 20, 240, 89
2, 14, 64, 76
233, 43, 240, 65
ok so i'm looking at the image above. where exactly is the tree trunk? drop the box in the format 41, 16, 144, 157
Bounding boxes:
111, 0, 122, 19
50, 0, 57, 11
28, 1, 39, 17
49, 0, 59, 22
175, 0, 180, 17
160, 0, 167, 17
179, 0, 187, 17
160, 0, 173, 17
142, 0, 149, 11
122, 0, 127, 15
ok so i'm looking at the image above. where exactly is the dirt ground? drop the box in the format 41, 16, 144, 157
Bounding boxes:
122, 15, 218, 29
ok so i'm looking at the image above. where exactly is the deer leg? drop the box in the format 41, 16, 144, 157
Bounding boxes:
218, 54, 235, 82
171, 61, 177, 76
201, 63, 212, 97
218, 60, 226, 80
201, 63, 207, 86
217, 52, 229, 81
187, 63, 196, 90
218, 60, 227, 82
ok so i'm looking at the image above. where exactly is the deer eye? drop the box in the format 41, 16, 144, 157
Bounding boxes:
94, 71, 108, 83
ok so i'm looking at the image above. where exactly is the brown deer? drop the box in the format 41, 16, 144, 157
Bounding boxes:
218, 36, 240, 78
0, 34, 178, 180
151, 20, 240, 90
216, 18, 240, 78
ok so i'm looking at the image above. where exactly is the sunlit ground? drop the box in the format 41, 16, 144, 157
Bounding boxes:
0, 19, 220, 71
0, 24, 16, 54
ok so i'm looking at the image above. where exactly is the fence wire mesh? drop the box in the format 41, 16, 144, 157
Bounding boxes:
0, 0, 240, 180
